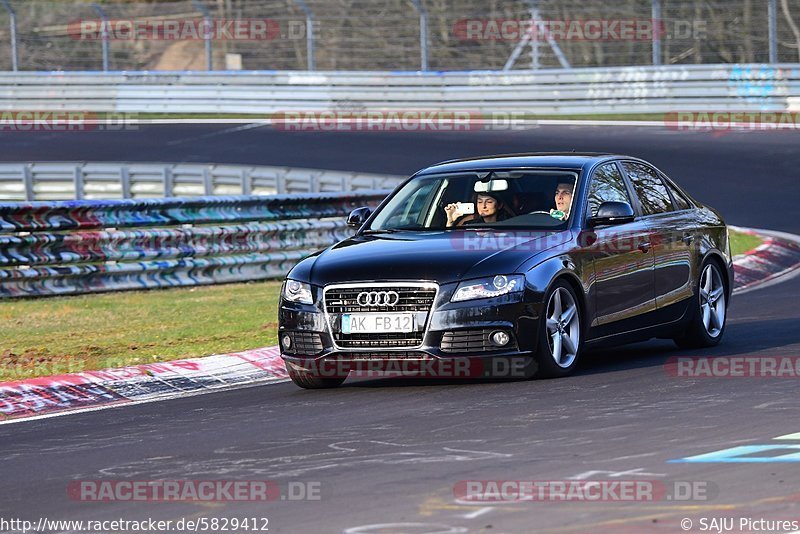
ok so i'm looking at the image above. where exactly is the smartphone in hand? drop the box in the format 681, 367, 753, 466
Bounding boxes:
454, 202, 475, 217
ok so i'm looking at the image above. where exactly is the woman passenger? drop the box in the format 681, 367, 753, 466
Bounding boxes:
444, 192, 510, 227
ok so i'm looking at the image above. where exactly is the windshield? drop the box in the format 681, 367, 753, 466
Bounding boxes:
366, 170, 580, 232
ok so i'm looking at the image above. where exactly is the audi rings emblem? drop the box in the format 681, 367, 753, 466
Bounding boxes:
357, 291, 400, 307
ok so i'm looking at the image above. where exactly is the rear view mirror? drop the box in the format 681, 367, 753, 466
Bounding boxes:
588, 201, 635, 227
474, 179, 508, 193
347, 207, 372, 228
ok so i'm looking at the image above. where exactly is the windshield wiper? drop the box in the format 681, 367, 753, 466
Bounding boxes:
362, 226, 425, 235
361, 228, 401, 235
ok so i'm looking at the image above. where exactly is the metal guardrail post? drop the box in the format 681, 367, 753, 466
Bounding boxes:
22, 165, 33, 201
202, 168, 213, 195
768, 0, 778, 63
90, 4, 110, 71
0, 0, 18, 71
241, 169, 252, 195
120, 167, 131, 199
192, 0, 214, 71
651, 0, 662, 66
409, 0, 429, 71
73, 165, 85, 200
163, 167, 174, 197
293, 0, 316, 71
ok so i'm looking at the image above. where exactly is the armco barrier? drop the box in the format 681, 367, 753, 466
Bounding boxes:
0, 191, 391, 298
0, 162, 405, 202
0, 64, 798, 115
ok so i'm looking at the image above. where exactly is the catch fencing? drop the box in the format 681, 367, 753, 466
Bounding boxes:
0, 191, 390, 298
0, 0, 798, 71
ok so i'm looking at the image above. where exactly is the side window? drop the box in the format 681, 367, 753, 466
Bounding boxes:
384, 180, 438, 227
665, 180, 691, 210
622, 162, 673, 215
587, 163, 632, 217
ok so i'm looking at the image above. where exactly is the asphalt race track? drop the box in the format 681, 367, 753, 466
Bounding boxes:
2, 125, 800, 533
1, 123, 798, 235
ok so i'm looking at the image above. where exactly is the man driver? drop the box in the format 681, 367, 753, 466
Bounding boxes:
550, 179, 575, 220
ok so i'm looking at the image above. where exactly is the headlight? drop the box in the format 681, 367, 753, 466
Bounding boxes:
283, 279, 314, 304
451, 274, 524, 302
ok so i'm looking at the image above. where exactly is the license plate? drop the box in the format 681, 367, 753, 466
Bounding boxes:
342, 313, 414, 334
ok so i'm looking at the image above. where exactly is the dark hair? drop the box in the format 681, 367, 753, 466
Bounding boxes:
557, 176, 576, 188
469, 191, 512, 222
472, 191, 506, 208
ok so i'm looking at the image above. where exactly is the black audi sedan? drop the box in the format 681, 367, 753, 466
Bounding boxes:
279, 153, 733, 388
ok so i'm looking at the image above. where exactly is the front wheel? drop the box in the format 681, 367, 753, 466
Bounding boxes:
674, 261, 728, 349
532, 280, 583, 378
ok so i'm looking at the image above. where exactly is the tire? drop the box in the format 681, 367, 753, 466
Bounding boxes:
674, 260, 728, 349
532, 279, 584, 378
286, 362, 347, 389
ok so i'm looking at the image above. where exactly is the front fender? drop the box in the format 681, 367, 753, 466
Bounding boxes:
697, 224, 734, 299
523, 252, 591, 329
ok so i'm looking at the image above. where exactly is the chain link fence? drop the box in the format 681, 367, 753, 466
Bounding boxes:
0, 0, 798, 71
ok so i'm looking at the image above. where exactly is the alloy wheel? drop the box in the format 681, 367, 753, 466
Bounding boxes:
545, 287, 581, 368
700, 264, 726, 338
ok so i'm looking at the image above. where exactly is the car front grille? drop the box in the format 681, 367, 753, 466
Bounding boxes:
324, 284, 437, 349
325, 286, 436, 314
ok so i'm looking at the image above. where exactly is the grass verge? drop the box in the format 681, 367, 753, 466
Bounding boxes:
0, 281, 281, 382
730, 229, 763, 257
0, 229, 764, 382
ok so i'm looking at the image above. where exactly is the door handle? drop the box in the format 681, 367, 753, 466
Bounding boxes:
682, 233, 695, 245
638, 242, 651, 253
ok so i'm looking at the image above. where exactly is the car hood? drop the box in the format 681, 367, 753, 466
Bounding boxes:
293, 230, 573, 285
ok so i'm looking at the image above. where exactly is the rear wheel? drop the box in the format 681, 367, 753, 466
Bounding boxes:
674, 261, 728, 349
533, 280, 583, 378
286, 363, 347, 389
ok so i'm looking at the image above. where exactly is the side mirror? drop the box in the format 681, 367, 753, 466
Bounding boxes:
347, 207, 372, 228
588, 201, 635, 227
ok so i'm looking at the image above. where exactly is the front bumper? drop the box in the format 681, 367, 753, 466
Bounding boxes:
278, 281, 544, 378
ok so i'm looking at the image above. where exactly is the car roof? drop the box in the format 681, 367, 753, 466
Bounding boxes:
415, 152, 624, 175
